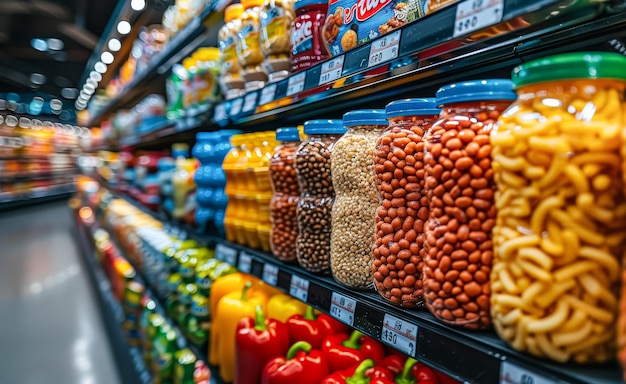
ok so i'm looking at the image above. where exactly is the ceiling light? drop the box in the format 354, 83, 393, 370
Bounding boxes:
94, 61, 107, 73
50, 99, 63, 111
31, 38, 47, 52
86, 79, 98, 87
61, 88, 78, 99
117, 20, 131, 35
89, 71, 102, 82
101, 51, 114, 64
131, 0, 146, 11
30, 73, 47, 85
82, 87, 95, 95
108, 38, 121, 52
47, 38, 64, 51
83, 83, 95, 92
78, 93, 89, 101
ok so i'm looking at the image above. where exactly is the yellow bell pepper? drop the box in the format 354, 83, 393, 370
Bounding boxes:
210, 281, 269, 382
209, 273, 249, 319
266, 293, 307, 323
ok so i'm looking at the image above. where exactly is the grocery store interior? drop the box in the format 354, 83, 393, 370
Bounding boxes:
2, 0, 626, 383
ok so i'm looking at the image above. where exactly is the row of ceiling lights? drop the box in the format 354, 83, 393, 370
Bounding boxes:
75, 0, 146, 111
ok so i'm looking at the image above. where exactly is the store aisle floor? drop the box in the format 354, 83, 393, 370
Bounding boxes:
0, 200, 121, 384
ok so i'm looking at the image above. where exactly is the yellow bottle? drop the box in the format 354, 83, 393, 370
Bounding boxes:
172, 144, 198, 221
223, 135, 249, 245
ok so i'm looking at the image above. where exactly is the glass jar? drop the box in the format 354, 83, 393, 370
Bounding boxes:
423, 79, 516, 329
373, 99, 440, 307
330, 110, 386, 289
295, 119, 346, 273
237, 0, 268, 92
490, 53, 626, 364
260, 0, 295, 82
218, 4, 245, 99
270, 127, 301, 262
290, 0, 328, 73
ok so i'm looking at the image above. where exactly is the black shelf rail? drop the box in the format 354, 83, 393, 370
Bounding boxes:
92, 177, 623, 384
0, 188, 75, 212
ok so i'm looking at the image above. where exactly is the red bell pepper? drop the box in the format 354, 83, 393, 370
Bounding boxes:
379, 354, 405, 375
261, 341, 329, 384
395, 358, 441, 384
235, 305, 290, 384
286, 306, 350, 348
322, 360, 395, 384
322, 330, 385, 372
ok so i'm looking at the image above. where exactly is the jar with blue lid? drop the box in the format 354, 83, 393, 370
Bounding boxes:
422, 79, 516, 330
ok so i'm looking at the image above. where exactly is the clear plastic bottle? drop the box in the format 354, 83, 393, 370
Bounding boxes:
218, 4, 246, 99
237, 0, 268, 92
260, 0, 295, 82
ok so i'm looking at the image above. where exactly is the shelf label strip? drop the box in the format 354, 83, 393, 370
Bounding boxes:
215, 243, 238, 265
319, 56, 345, 85
453, 0, 504, 37
259, 83, 277, 106
330, 292, 357, 327
286, 72, 306, 96
382, 313, 418, 357
289, 275, 309, 302
499, 361, 554, 384
368, 30, 401, 68
262, 263, 279, 286
238, 252, 253, 274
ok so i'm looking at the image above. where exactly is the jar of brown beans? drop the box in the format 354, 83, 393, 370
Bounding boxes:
423, 79, 516, 329
294, 120, 346, 274
331, 110, 386, 289
270, 127, 302, 262
372, 99, 440, 307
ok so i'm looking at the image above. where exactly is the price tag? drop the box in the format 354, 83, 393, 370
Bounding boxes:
286, 72, 306, 96
215, 243, 238, 265
213, 103, 228, 123
259, 84, 277, 105
381, 314, 418, 356
230, 98, 244, 116
242, 92, 258, 113
289, 276, 309, 302
319, 56, 344, 85
368, 30, 401, 68
238, 252, 252, 274
453, 0, 504, 37
262, 263, 279, 286
500, 361, 554, 384
330, 292, 356, 326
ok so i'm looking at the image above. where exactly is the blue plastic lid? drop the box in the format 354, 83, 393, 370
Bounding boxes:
436, 79, 517, 106
303, 120, 346, 135
294, 0, 328, 11
343, 109, 387, 126
196, 132, 215, 142
217, 129, 241, 138
385, 98, 440, 118
276, 127, 300, 141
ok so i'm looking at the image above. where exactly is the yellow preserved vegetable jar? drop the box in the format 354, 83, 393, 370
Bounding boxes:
490, 52, 626, 364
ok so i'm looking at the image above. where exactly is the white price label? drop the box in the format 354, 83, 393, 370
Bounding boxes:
500, 361, 554, 384
319, 56, 345, 85
382, 314, 418, 356
329, 292, 356, 326
259, 84, 277, 105
215, 243, 238, 265
286, 72, 306, 96
238, 252, 252, 274
214, 103, 228, 123
454, 0, 504, 37
289, 276, 309, 302
242, 92, 258, 113
368, 30, 401, 68
230, 98, 243, 116
262, 263, 279, 286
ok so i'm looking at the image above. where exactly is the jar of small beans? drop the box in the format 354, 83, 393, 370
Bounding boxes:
423, 79, 516, 329
373, 99, 440, 307
490, 53, 626, 364
330, 110, 386, 289
295, 119, 346, 273
270, 127, 302, 262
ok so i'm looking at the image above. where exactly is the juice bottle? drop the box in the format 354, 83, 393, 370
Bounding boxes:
223, 134, 249, 244
172, 144, 199, 222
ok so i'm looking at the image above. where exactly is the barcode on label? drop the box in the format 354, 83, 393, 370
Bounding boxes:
329, 292, 356, 326
286, 72, 306, 96
454, 0, 504, 37
319, 56, 344, 85
289, 276, 309, 302
382, 313, 418, 356
238, 252, 252, 274
368, 30, 401, 68
259, 84, 277, 105
262, 264, 279, 286
215, 243, 238, 265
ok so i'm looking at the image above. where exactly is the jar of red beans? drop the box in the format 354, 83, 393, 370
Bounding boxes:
294, 120, 345, 273
423, 79, 516, 329
373, 99, 440, 308
270, 127, 302, 262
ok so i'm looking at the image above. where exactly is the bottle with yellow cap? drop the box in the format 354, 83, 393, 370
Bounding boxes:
236, 0, 268, 92
218, 4, 246, 99
192, 47, 222, 105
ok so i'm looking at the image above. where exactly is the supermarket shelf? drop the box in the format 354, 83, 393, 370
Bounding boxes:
0, 170, 77, 183
95, 180, 622, 384
74, 216, 152, 384
0, 187, 75, 212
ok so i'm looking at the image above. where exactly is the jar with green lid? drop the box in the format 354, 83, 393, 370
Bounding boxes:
490, 52, 626, 364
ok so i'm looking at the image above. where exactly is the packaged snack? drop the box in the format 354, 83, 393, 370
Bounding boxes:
322, 0, 422, 56
219, 4, 246, 99
260, 0, 296, 81
290, 0, 329, 73
237, 0, 269, 92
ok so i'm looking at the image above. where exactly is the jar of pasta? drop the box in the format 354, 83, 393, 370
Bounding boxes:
295, 119, 345, 274
219, 4, 246, 99
237, 0, 268, 92
423, 79, 516, 329
270, 127, 301, 262
330, 110, 386, 289
260, 0, 295, 82
373, 98, 440, 307
490, 53, 626, 364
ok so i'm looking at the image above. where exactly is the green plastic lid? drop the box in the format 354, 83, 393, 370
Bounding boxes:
512, 52, 626, 88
